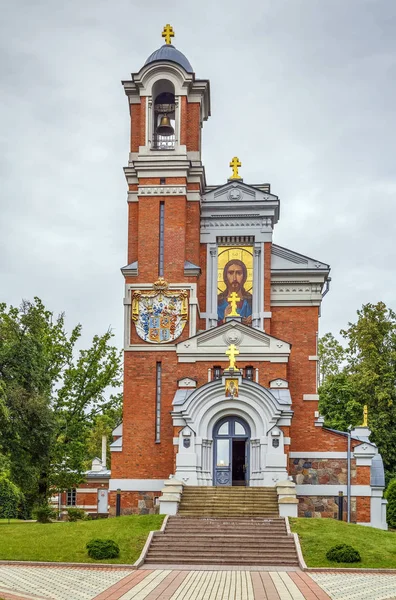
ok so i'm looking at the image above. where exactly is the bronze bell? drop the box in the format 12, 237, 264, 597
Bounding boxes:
156, 115, 174, 136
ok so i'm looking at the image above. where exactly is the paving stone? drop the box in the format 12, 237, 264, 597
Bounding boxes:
1, 565, 396, 600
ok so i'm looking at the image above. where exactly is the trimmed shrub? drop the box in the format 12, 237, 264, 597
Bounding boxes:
66, 508, 86, 522
326, 544, 361, 563
86, 539, 120, 560
385, 479, 396, 528
0, 476, 24, 520
33, 504, 57, 523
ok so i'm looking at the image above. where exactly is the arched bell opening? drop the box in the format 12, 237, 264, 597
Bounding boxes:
152, 79, 176, 150
213, 416, 251, 487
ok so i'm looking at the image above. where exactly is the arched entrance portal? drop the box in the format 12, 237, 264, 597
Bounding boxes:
213, 417, 251, 487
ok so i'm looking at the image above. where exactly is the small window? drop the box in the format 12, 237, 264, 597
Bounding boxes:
218, 421, 229, 435
245, 366, 254, 381
213, 366, 222, 380
234, 422, 246, 435
66, 489, 76, 506
160, 177, 166, 185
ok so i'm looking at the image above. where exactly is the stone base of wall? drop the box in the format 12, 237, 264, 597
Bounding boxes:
290, 458, 356, 485
297, 495, 357, 522
108, 491, 160, 516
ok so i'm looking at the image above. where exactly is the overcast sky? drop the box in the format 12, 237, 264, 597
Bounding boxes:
1, 0, 395, 351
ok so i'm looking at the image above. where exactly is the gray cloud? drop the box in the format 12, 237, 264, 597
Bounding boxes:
1, 0, 395, 347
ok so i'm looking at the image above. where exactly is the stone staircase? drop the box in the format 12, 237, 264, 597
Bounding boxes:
178, 486, 279, 517
143, 487, 300, 567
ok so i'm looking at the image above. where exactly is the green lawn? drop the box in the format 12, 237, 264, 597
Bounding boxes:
0, 515, 164, 564
290, 518, 396, 569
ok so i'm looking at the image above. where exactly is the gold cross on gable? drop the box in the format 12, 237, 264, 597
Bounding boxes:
229, 156, 242, 179
226, 344, 240, 370
227, 291, 240, 316
162, 24, 175, 45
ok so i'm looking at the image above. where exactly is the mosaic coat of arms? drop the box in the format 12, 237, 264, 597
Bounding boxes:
132, 278, 188, 343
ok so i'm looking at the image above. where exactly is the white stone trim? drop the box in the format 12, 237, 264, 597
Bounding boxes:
62, 505, 97, 510
76, 488, 98, 494
289, 452, 347, 458
109, 479, 164, 491
292, 533, 308, 569
284, 437, 291, 445
303, 394, 319, 401
134, 530, 156, 568
172, 379, 292, 486
127, 345, 177, 352
296, 484, 371, 496
138, 185, 186, 196
263, 312, 272, 318
187, 191, 201, 202
309, 355, 319, 361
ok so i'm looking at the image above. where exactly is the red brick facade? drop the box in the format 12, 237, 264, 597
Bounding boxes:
108, 37, 385, 528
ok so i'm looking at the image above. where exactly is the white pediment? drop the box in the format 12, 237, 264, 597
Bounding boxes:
203, 181, 278, 204
272, 245, 329, 272
176, 320, 290, 363
178, 377, 197, 388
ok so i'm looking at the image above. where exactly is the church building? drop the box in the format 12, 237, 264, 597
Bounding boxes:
109, 26, 387, 528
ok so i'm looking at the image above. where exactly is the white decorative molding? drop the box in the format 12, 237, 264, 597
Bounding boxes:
178, 378, 197, 388
303, 394, 319, 401
109, 479, 165, 491
128, 345, 177, 352
202, 219, 264, 229
271, 282, 324, 307
289, 452, 347, 458
270, 378, 289, 389
138, 185, 186, 196
309, 355, 319, 361
296, 484, 371, 496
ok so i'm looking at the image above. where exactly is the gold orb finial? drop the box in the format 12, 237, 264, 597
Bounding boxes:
162, 24, 175, 45
229, 156, 242, 180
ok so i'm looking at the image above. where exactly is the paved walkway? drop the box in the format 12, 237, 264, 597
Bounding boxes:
0, 566, 396, 600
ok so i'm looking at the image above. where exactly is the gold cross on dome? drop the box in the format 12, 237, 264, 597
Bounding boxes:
162, 24, 175, 45
227, 292, 241, 316
226, 344, 240, 370
229, 156, 242, 180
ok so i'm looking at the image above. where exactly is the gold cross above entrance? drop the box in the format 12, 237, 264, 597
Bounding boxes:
229, 156, 242, 179
226, 344, 240, 370
162, 24, 175, 45
227, 292, 240, 316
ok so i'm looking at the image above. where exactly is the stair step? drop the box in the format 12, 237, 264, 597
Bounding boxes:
145, 558, 299, 565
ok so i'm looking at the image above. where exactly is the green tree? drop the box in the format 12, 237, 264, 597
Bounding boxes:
0, 298, 122, 510
0, 475, 24, 520
318, 332, 345, 384
319, 302, 396, 481
385, 479, 396, 528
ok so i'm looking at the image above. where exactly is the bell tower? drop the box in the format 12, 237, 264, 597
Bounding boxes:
109, 29, 211, 511
121, 25, 211, 284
